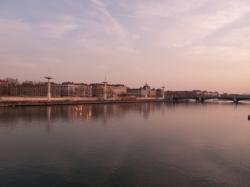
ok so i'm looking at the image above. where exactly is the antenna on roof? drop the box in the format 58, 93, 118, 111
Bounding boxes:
103, 74, 108, 84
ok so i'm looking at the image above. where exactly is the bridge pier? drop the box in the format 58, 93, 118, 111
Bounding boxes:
169, 96, 175, 103
196, 97, 204, 103
199, 97, 205, 103
233, 96, 239, 104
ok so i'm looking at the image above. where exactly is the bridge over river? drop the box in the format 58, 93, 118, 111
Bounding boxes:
169, 95, 250, 104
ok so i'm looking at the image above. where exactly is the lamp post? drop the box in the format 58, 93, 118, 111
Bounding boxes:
103, 81, 107, 100
162, 86, 165, 99
45, 77, 53, 101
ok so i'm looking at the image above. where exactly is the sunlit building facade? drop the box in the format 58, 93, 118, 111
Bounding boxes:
61, 82, 92, 97
9, 83, 62, 97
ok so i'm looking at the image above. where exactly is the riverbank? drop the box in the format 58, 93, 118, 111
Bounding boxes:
0, 97, 165, 107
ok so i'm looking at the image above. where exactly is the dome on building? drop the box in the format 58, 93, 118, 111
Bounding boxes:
143, 84, 150, 90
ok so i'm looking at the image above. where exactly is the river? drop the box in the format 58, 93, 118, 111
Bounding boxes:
1, 103, 250, 187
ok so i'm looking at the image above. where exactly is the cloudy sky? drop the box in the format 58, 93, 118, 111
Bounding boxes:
0, 0, 250, 92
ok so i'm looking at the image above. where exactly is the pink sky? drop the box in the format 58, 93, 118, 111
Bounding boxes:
1, 0, 250, 93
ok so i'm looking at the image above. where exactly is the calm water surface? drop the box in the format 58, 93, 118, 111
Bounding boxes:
1, 103, 250, 187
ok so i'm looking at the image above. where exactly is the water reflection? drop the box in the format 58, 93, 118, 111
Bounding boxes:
0, 103, 165, 128
1, 103, 250, 186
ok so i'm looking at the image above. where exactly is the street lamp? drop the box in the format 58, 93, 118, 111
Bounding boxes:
45, 76, 53, 101
162, 86, 165, 99
103, 81, 107, 100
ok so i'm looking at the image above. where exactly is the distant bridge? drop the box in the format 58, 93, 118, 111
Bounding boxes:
168, 95, 250, 104
219, 95, 250, 104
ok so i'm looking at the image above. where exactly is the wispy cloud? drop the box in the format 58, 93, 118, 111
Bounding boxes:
39, 16, 80, 38
116, 0, 250, 49
91, 0, 127, 38
0, 18, 30, 33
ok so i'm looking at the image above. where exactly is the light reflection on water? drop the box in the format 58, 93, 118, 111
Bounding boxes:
1, 103, 250, 187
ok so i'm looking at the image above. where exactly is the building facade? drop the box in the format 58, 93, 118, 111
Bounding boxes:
156, 89, 164, 97
127, 88, 141, 97
149, 89, 157, 97
61, 82, 92, 97
0, 80, 9, 96
110, 84, 127, 96
91, 83, 113, 98
9, 83, 61, 97
127, 84, 157, 98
